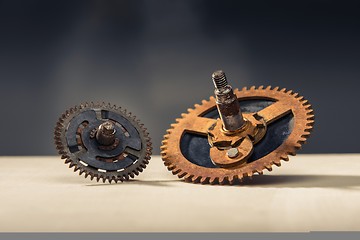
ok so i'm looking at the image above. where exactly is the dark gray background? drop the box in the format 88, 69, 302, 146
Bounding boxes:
0, 0, 359, 155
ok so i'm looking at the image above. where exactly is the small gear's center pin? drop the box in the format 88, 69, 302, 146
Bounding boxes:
96, 121, 116, 146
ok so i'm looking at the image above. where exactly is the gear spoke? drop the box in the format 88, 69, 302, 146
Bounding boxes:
184, 116, 217, 135
256, 101, 292, 124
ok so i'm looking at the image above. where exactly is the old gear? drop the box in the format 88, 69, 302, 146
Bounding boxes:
54, 102, 152, 183
161, 71, 314, 184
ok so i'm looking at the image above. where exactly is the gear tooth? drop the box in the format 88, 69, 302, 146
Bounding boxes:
64, 158, 71, 163
172, 168, 182, 175
161, 140, 168, 146
301, 132, 311, 138
280, 155, 289, 161
292, 92, 300, 97
170, 123, 177, 128
178, 171, 187, 178
307, 109, 314, 116
124, 174, 130, 181
166, 129, 172, 134
273, 160, 281, 167
201, 99, 208, 105
102, 177, 106, 183
181, 113, 187, 118
304, 104, 312, 110
191, 176, 201, 183
219, 176, 228, 185
58, 150, 66, 155
265, 85, 272, 90
73, 166, 80, 172
209, 177, 219, 185
184, 174, 194, 182
288, 150, 297, 156
194, 103, 201, 108
245, 172, 253, 179
69, 163, 75, 168
301, 99, 309, 105
250, 86, 256, 90
307, 114, 315, 120
294, 143, 302, 149
258, 85, 264, 90
187, 108, 194, 113
228, 175, 236, 185
84, 172, 89, 178
280, 87, 287, 92
273, 86, 280, 91
209, 96, 215, 101
166, 164, 176, 170
286, 89, 294, 95
297, 137, 307, 143
133, 170, 140, 176
242, 86, 247, 91
306, 119, 315, 126
111, 176, 117, 183
79, 169, 85, 175
200, 176, 210, 184
160, 145, 167, 150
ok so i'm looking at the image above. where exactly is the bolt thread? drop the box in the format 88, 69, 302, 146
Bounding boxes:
212, 70, 228, 89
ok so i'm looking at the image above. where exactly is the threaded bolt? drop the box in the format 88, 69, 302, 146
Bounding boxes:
211, 70, 245, 132
212, 70, 228, 90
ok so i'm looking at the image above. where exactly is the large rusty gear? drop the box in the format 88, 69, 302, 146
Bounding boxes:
54, 102, 152, 183
161, 72, 314, 185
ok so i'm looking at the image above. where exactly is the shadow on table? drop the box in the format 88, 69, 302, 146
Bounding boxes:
84, 175, 360, 189
85, 179, 180, 187
50, 174, 360, 189
240, 174, 360, 189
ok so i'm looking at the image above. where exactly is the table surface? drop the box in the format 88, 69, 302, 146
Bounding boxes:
0, 154, 359, 232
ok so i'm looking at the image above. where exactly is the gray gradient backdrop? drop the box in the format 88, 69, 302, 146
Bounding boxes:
0, 0, 359, 155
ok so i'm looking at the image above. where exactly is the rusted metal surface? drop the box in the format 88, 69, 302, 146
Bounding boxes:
161, 86, 314, 185
54, 102, 152, 183
212, 70, 245, 131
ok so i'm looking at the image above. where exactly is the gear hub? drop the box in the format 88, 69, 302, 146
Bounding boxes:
161, 70, 314, 184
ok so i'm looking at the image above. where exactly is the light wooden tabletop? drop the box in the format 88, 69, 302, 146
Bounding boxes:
0, 154, 359, 232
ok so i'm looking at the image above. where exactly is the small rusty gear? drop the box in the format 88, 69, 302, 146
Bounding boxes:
54, 102, 152, 183
161, 72, 314, 185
